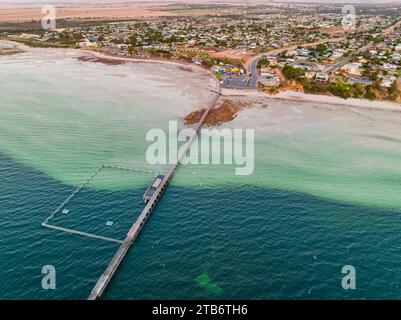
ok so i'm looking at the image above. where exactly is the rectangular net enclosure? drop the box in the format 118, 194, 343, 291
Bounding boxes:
42, 164, 157, 244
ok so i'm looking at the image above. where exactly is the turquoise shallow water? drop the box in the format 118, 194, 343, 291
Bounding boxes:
2, 45, 401, 299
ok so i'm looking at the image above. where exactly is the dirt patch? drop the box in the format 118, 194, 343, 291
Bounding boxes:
0, 48, 24, 56
210, 49, 251, 62
262, 81, 304, 95
77, 56, 125, 65
185, 99, 255, 126
178, 65, 194, 73
319, 26, 347, 35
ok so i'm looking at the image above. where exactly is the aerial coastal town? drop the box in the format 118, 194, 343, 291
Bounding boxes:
3, 0, 401, 304
2, 2, 401, 102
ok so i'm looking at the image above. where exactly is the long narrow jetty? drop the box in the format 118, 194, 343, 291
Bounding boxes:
88, 88, 220, 300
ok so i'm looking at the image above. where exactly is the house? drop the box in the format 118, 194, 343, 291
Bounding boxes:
316, 72, 330, 83
260, 67, 276, 77
292, 63, 308, 70
78, 39, 96, 48
392, 53, 401, 62
382, 63, 398, 74
356, 56, 368, 64
305, 71, 316, 79
329, 51, 344, 61
285, 51, 297, 57
381, 75, 397, 88
347, 77, 373, 86
259, 76, 280, 87
266, 56, 277, 66
297, 49, 310, 57
341, 62, 363, 76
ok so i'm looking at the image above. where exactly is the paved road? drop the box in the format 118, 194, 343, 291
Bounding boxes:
248, 57, 260, 89
220, 54, 261, 90
222, 19, 401, 90
233, 37, 349, 91
324, 20, 401, 74
243, 36, 348, 72
324, 42, 373, 74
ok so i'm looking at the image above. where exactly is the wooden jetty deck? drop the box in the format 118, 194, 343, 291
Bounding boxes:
143, 174, 165, 203
88, 88, 220, 300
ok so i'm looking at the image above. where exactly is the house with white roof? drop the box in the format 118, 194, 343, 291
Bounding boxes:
316, 72, 330, 83
382, 63, 398, 74
341, 63, 363, 76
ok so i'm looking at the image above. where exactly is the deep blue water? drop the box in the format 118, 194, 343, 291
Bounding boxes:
2, 153, 401, 300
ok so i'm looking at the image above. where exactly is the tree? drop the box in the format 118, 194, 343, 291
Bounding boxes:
128, 34, 137, 46
128, 45, 136, 56
278, 50, 288, 58
364, 86, 376, 100
302, 80, 321, 94
327, 83, 352, 99
257, 57, 269, 69
282, 65, 303, 80
362, 66, 372, 77
316, 43, 327, 53
351, 84, 364, 97
373, 79, 381, 90
388, 81, 400, 101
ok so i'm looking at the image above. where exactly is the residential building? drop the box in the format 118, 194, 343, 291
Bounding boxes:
316, 72, 330, 82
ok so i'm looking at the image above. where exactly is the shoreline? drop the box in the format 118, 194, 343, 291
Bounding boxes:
3, 39, 401, 116
266, 91, 401, 113
80, 49, 212, 74
221, 88, 401, 113
1, 39, 219, 82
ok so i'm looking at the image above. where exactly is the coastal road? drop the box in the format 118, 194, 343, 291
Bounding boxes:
324, 41, 373, 74
244, 36, 349, 73
248, 57, 259, 89
220, 52, 261, 90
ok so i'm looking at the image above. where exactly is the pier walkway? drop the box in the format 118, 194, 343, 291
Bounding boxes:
88, 88, 220, 300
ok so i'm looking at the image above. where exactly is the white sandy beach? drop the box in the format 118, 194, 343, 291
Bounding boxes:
1, 40, 216, 77
221, 88, 401, 113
